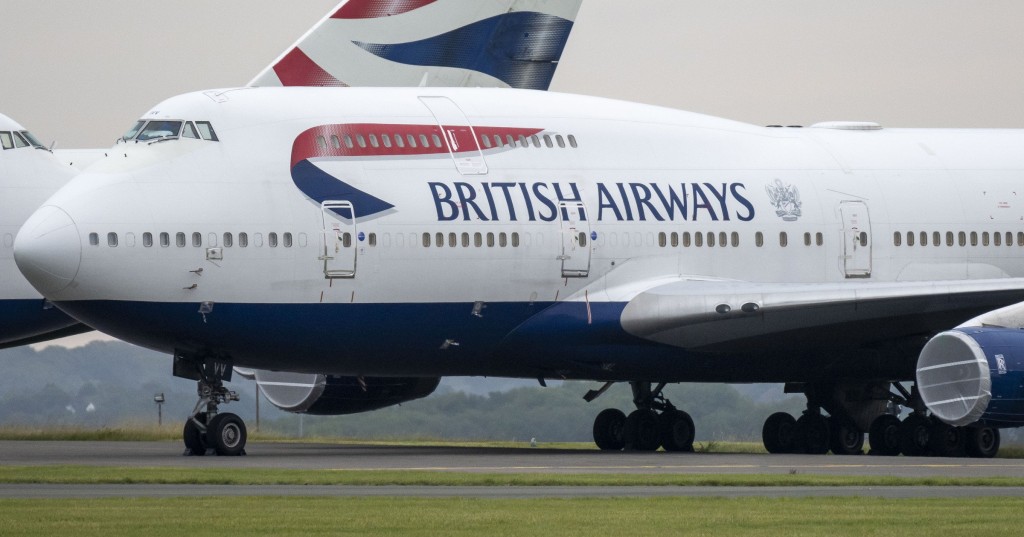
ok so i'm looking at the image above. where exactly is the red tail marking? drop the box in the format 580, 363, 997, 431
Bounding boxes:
273, 49, 349, 87
332, 0, 438, 19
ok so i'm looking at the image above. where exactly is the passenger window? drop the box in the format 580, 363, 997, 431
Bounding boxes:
192, 232, 202, 247
382, 134, 392, 148
804, 232, 811, 246
419, 134, 429, 147
284, 233, 293, 248
369, 134, 379, 148
982, 232, 990, 247
394, 135, 404, 148
707, 232, 716, 248
683, 232, 692, 248
906, 232, 914, 247
343, 134, 354, 149
461, 232, 470, 247
1019, 232, 1024, 247
422, 233, 430, 247
543, 135, 553, 148
779, 232, 788, 247
449, 232, 457, 248
568, 135, 578, 148
512, 232, 520, 247
432, 134, 442, 148
893, 232, 902, 247
269, 232, 278, 248
499, 233, 508, 247
181, 122, 200, 139
195, 122, 218, 141
518, 135, 528, 148
506, 135, 515, 147
0, 132, 12, 149
959, 232, 967, 247
1006, 232, 1012, 247
487, 233, 495, 247
815, 232, 822, 246
331, 135, 341, 149
89, 233, 99, 246
995, 232, 1002, 247
733, 232, 741, 247
315, 136, 327, 150
946, 231, 954, 246
933, 231, 940, 247
223, 233, 233, 247
435, 232, 444, 247
755, 232, 763, 247
176, 232, 186, 248
671, 232, 679, 247
357, 135, 366, 148
530, 135, 541, 148
920, 231, 928, 246
481, 135, 492, 149
160, 232, 170, 248
368, 233, 377, 247
494, 135, 503, 148
859, 232, 868, 246
659, 232, 667, 247
239, 232, 248, 248
107, 233, 118, 247
342, 233, 351, 248
694, 233, 703, 248
143, 232, 153, 247
474, 232, 482, 248
556, 135, 566, 148
578, 232, 587, 247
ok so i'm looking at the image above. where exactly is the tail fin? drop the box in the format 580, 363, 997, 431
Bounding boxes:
249, 0, 582, 90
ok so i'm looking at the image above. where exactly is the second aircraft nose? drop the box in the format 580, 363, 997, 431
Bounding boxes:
14, 205, 82, 296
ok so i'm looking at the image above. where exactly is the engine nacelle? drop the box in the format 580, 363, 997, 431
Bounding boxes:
917, 327, 1024, 427
251, 370, 440, 415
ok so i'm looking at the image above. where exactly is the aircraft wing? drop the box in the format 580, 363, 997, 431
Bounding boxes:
620, 278, 1024, 352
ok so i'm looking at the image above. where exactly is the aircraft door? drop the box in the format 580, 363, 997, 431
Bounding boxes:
419, 96, 488, 175
840, 201, 871, 278
320, 201, 356, 278
558, 201, 591, 278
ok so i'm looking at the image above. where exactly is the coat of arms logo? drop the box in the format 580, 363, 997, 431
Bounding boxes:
766, 179, 801, 221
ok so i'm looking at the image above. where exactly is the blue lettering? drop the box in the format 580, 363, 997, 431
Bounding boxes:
597, 183, 623, 221
630, 183, 663, 221
455, 182, 489, 221
691, 184, 718, 221
533, 183, 557, 221
650, 184, 688, 221
703, 183, 730, 221
732, 183, 755, 221
491, 182, 518, 221
430, 182, 459, 221
615, 183, 635, 221
518, 183, 536, 221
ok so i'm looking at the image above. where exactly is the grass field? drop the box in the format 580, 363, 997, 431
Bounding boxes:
1, 497, 1022, 537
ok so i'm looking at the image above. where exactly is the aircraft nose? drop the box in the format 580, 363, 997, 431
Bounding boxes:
14, 205, 82, 296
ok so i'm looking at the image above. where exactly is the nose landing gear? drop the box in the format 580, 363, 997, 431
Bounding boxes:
174, 352, 247, 456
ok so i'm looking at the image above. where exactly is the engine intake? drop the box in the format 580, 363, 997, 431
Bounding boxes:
917, 328, 1024, 427
252, 370, 440, 415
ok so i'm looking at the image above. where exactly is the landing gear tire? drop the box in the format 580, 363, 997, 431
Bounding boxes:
593, 408, 626, 451
623, 409, 661, 451
927, 420, 966, 458
183, 414, 208, 456
762, 412, 797, 454
898, 414, 930, 457
208, 413, 247, 456
795, 414, 830, 455
828, 417, 864, 455
965, 426, 1000, 459
867, 414, 901, 456
660, 410, 695, 452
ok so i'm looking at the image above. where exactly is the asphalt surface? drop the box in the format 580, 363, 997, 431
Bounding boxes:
4, 441, 1024, 499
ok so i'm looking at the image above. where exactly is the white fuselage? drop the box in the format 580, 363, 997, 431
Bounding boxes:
15, 87, 1024, 381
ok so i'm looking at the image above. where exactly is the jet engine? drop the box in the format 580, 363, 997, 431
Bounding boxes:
917, 327, 1024, 428
239, 370, 440, 415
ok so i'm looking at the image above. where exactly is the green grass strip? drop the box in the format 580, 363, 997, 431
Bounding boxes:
1, 497, 1023, 537
2, 465, 1024, 487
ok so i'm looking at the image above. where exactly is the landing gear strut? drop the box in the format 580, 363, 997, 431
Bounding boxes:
175, 352, 247, 456
588, 382, 695, 452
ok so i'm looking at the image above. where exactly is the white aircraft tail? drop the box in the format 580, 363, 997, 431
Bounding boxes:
249, 0, 583, 90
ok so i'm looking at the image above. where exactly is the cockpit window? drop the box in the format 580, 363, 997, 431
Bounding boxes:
195, 121, 218, 141
137, 121, 183, 141
0, 132, 12, 150
20, 131, 44, 149
181, 122, 199, 139
12, 132, 29, 148
123, 121, 145, 140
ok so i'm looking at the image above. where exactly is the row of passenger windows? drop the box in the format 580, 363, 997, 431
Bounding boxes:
0, 130, 44, 150
89, 232, 305, 249
657, 231, 827, 248
314, 131, 578, 152
894, 231, 1024, 248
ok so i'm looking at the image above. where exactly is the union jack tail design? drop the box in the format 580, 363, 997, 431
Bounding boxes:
250, 0, 582, 90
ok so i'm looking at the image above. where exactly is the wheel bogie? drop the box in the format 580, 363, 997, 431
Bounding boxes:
593, 408, 626, 451
623, 409, 661, 451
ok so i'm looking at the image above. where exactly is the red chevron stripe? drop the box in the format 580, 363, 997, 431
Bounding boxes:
332, 0, 438, 19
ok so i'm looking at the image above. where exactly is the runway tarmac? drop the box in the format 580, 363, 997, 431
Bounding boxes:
4, 441, 1024, 499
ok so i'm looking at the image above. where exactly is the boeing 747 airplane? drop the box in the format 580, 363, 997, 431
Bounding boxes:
15, 83, 1024, 457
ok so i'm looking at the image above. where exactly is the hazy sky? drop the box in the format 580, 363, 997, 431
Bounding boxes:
4, 0, 1024, 150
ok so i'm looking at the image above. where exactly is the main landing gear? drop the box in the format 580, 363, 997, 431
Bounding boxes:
174, 352, 248, 456
760, 382, 1000, 458
589, 381, 695, 452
